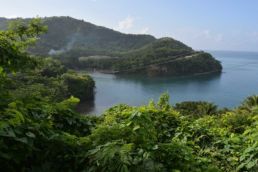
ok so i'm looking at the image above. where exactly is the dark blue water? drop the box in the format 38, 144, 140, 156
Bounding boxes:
81, 51, 258, 115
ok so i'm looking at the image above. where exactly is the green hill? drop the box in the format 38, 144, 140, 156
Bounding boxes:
1, 19, 257, 171
0, 16, 222, 76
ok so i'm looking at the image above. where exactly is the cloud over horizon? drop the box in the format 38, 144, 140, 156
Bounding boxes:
117, 16, 134, 30
139, 27, 150, 34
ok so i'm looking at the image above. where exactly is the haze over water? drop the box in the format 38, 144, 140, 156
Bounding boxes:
79, 51, 258, 115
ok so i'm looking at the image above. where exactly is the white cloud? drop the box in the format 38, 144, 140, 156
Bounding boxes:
117, 16, 134, 30
140, 27, 149, 34
5, 15, 18, 19
164, 27, 228, 50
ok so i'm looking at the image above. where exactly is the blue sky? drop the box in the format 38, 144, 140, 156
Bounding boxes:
1, 0, 258, 51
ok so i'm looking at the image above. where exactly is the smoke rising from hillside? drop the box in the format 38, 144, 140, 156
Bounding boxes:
48, 33, 80, 55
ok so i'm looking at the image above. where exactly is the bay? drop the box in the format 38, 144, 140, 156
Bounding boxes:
78, 51, 258, 115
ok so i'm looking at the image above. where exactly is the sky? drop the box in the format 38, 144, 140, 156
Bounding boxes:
1, 0, 258, 51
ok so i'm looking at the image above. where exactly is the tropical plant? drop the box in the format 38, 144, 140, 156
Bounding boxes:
1, 17, 258, 172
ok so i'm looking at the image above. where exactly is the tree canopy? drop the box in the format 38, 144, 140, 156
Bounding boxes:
0, 18, 257, 172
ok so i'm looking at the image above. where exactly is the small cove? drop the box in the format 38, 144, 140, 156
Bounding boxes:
78, 51, 258, 115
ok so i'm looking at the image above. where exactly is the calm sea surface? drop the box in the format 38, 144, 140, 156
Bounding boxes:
78, 51, 258, 115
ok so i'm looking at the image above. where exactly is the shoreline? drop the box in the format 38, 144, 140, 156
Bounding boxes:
77, 68, 222, 78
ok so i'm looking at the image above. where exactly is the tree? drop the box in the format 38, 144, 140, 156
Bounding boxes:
239, 95, 258, 111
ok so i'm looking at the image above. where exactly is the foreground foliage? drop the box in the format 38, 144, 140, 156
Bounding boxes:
1, 18, 258, 172
1, 92, 258, 171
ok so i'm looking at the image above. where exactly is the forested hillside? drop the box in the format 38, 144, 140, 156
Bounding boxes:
0, 17, 222, 76
0, 16, 156, 55
0, 18, 258, 172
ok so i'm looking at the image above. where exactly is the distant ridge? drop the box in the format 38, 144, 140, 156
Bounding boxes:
0, 16, 222, 76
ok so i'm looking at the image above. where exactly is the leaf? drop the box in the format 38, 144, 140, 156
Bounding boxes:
126, 121, 132, 126
246, 160, 257, 169
120, 164, 129, 172
133, 125, 140, 131
0, 66, 3, 74
14, 137, 28, 144
0, 126, 16, 137
26, 131, 36, 138
153, 145, 159, 150
240, 155, 246, 162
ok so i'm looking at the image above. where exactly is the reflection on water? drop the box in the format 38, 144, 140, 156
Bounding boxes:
115, 72, 222, 87
79, 51, 258, 115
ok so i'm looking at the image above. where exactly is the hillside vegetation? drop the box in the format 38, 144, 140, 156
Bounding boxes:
0, 17, 156, 55
0, 17, 222, 76
0, 19, 258, 172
